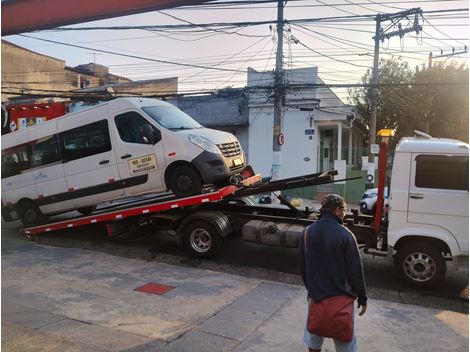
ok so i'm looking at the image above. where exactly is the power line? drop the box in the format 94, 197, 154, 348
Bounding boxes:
19, 34, 246, 73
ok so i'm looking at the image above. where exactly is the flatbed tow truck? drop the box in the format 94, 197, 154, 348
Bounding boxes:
19, 171, 377, 259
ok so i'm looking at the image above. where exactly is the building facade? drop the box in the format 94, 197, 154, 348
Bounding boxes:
246, 67, 365, 184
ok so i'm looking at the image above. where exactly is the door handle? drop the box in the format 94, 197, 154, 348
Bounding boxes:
121, 154, 132, 159
409, 193, 424, 199
99, 160, 110, 165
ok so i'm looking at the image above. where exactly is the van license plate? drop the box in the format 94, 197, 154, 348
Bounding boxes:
232, 158, 242, 166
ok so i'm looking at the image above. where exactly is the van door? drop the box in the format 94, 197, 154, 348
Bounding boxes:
408, 153, 469, 253
112, 111, 165, 196
28, 121, 73, 214
58, 112, 124, 208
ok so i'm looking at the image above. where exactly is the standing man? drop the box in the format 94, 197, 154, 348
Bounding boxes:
299, 194, 367, 352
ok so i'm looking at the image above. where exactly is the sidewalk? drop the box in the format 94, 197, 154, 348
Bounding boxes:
2, 234, 468, 352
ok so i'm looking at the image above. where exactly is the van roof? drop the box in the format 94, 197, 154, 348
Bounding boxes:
396, 136, 469, 155
1, 97, 172, 140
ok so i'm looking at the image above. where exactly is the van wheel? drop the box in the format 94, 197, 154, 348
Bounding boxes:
394, 242, 446, 288
169, 165, 202, 198
18, 201, 46, 227
78, 206, 97, 216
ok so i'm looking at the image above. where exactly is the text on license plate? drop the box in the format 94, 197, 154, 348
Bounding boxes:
232, 158, 242, 166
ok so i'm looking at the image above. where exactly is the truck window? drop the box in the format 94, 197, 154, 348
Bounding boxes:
415, 155, 469, 191
59, 120, 111, 162
1, 144, 31, 178
31, 135, 60, 168
115, 112, 157, 144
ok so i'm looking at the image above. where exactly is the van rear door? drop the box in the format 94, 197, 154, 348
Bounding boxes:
58, 106, 124, 207
408, 153, 469, 253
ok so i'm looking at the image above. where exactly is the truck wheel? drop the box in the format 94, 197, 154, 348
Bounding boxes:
394, 242, 446, 288
169, 165, 202, 198
77, 206, 97, 216
18, 200, 46, 227
182, 220, 222, 258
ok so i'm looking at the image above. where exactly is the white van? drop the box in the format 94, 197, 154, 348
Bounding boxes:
1, 97, 246, 226
387, 133, 468, 286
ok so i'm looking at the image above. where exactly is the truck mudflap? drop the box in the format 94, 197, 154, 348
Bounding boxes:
453, 255, 469, 272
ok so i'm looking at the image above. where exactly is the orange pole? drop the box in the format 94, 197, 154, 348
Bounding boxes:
374, 141, 387, 235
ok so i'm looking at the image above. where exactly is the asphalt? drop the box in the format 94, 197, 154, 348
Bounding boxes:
2, 234, 468, 352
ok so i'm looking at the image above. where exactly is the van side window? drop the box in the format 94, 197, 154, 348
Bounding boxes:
415, 155, 469, 191
115, 112, 157, 144
1, 144, 31, 178
59, 120, 111, 162
31, 135, 60, 168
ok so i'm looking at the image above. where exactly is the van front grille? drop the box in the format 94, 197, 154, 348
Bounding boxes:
217, 141, 242, 157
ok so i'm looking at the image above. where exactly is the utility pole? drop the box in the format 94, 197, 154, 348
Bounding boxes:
271, 0, 284, 181
425, 52, 433, 134
367, 7, 422, 183
368, 14, 381, 164
423, 47, 467, 133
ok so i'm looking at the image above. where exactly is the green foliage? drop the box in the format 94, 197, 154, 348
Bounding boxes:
349, 57, 469, 145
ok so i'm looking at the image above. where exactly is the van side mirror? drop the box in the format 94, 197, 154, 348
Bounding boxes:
141, 124, 160, 145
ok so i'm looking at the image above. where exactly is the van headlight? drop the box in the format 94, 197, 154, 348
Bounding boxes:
189, 134, 221, 154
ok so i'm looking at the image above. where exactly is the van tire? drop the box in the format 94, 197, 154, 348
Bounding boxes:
169, 165, 202, 198
78, 206, 97, 216
394, 242, 446, 288
18, 200, 46, 227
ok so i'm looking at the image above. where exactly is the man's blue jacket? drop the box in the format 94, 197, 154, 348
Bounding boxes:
298, 212, 367, 306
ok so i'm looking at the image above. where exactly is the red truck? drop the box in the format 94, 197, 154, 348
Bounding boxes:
1, 99, 68, 135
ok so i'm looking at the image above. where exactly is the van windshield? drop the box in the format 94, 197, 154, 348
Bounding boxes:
142, 106, 202, 131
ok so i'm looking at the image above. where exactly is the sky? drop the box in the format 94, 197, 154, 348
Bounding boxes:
3, 0, 469, 103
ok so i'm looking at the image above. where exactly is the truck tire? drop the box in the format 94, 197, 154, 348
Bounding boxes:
169, 165, 202, 198
394, 242, 446, 288
180, 212, 231, 258
18, 200, 46, 227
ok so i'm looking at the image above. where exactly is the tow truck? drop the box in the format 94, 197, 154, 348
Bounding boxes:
18, 170, 375, 259
15, 131, 469, 288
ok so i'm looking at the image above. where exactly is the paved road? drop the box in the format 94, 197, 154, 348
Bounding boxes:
3, 233, 468, 352
2, 219, 468, 314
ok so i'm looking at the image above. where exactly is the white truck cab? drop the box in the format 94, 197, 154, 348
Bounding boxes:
2, 97, 246, 226
387, 132, 468, 287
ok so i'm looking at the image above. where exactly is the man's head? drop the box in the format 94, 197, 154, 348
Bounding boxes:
320, 194, 347, 219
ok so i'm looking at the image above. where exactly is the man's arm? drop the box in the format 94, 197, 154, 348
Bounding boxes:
344, 231, 367, 307
298, 230, 307, 289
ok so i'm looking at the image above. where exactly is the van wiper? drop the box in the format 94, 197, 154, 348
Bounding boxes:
170, 126, 200, 130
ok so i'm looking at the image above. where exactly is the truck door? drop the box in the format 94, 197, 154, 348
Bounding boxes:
112, 110, 165, 196
58, 108, 124, 208
408, 153, 469, 253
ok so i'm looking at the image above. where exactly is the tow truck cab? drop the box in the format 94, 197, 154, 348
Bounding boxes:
387, 133, 469, 286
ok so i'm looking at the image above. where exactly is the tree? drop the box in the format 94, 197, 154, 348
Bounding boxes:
349, 57, 469, 146
412, 61, 468, 143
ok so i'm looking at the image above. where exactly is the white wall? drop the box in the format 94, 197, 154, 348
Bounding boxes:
248, 107, 317, 179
